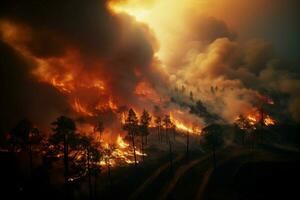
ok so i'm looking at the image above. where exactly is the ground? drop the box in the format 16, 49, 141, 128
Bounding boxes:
1, 132, 300, 200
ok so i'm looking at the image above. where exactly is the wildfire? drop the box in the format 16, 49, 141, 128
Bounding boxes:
264, 115, 276, 126
247, 114, 259, 125
73, 98, 93, 117
100, 135, 146, 167
170, 113, 201, 135
236, 109, 276, 129
117, 135, 129, 149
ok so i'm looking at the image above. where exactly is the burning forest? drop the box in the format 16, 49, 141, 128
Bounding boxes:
0, 0, 300, 200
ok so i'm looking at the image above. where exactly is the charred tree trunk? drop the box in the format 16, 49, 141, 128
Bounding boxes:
186, 131, 189, 158
168, 136, 173, 173
29, 142, 33, 180
87, 149, 92, 199
63, 133, 69, 196
165, 128, 168, 143
159, 126, 163, 143
141, 135, 145, 162
94, 170, 98, 199
145, 134, 148, 145
212, 143, 216, 170
173, 129, 175, 140
131, 134, 137, 167
157, 126, 160, 142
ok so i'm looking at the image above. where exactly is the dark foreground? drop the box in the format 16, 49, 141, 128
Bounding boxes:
1, 142, 300, 200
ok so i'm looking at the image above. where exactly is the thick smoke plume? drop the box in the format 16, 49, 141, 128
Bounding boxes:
0, 0, 300, 138
0, 0, 168, 134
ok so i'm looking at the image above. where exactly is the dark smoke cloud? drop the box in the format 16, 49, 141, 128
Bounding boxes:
0, 0, 167, 134
0, 41, 70, 133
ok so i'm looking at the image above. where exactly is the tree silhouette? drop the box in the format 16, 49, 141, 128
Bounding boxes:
234, 115, 256, 147
139, 109, 151, 161
80, 135, 93, 199
50, 116, 76, 194
11, 119, 36, 178
103, 144, 116, 188
91, 146, 101, 199
154, 116, 162, 142
171, 122, 176, 140
202, 124, 224, 169
186, 130, 190, 158
163, 115, 173, 172
163, 115, 172, 142
28, 127, 42, 178
123, 108, 139, 167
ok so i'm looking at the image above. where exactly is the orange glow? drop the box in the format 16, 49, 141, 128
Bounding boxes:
169, 111, 201, 135
264, 115, 276, 126
247, 114, 259, 125
238, 108, 276, 127
100, 135, 146, 167
72, 98, 93, 117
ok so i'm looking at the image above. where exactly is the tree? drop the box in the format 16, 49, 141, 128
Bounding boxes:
186, 130, 190, 158
189, 91, 194, 102
123, 109, 139, 167
80, 135, 93, 199
50, 116, 76, 194
103, 144, 115, 189
67, 133, 102, 199
28, 127, 42, 178
91, 147, 101, 199
154, 116, 162, 142
234, 115, 255, 146
11, 119, 35, 178
163, 115, 173, 172
163, 115, 171, 142
202, 124, 224, 169
139, 110, 151, 161
171, 122, 176, 141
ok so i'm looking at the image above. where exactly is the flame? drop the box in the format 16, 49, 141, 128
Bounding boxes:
73, 98, 93, 117
237, 108, 276, 128
169, 112, 201, 135
247, 114, 259, 125
264, 115, 276, 126
99, 135, 146, 167
117, 135, 129, 149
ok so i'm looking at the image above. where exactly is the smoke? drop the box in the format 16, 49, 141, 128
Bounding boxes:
0, 0, 169, 133
0, 0, 300, 138
0, 40, 70, 132
172, 36, 300, 122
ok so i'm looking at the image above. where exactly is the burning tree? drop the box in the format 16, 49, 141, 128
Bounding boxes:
154, 116, 162, 142
50, 116, 77, 193
123, 108, 139, 167
163, 115, 172, 142
103, 144, 116, 188
79, 135, 102, 199
139, 109, 151, 160
94, 119, 104, 140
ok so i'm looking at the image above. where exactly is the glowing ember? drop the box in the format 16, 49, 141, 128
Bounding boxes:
100, 135, 146, 167
264, 115, 276, 126
247, 114, 259, 125
237, 109, 276, 128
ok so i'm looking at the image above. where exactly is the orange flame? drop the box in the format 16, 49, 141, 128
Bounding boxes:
73, 98, 93, 117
